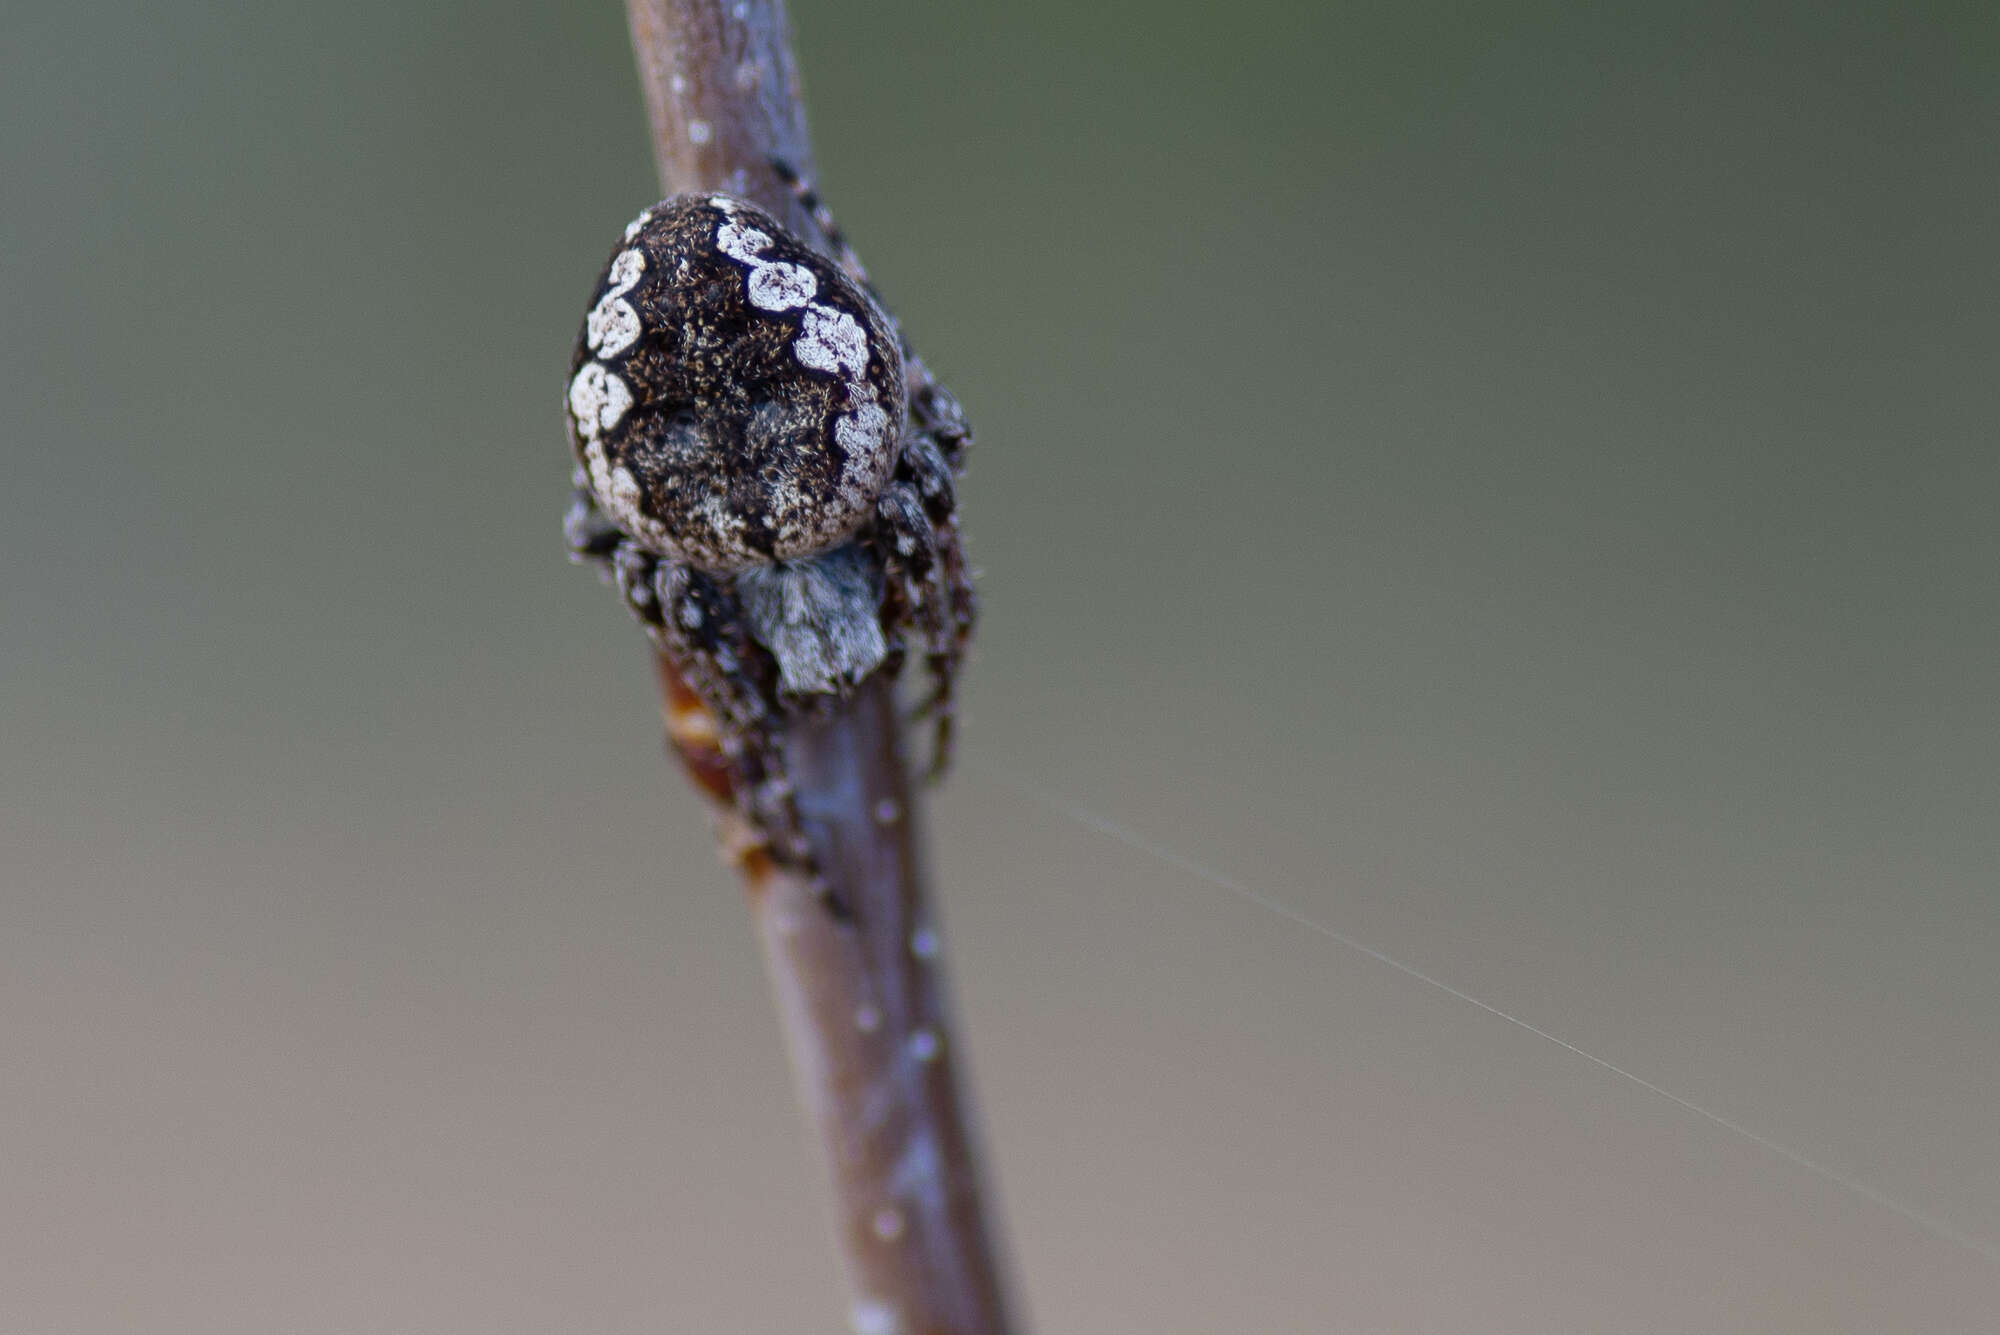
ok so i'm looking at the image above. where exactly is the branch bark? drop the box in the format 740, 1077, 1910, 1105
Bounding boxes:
622, 4, 1019, 1331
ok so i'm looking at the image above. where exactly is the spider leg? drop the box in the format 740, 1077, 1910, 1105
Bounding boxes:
564, 478, 625, 561
902, 355, 972, 469
875, 480, 944, 638
873, 474, 973, 779
915, 516, 976, 777
894, 429, 976, 773
899, 433, 956, 519
768, 156, 872, 288
573, 485, 819, 874
651, 561, 820, 873
568, 480, 669, 631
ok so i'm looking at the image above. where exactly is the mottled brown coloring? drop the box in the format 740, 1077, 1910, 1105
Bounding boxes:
570, 197, 905, 572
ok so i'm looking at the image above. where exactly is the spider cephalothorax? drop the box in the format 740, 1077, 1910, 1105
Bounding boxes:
565, 175, 975, 870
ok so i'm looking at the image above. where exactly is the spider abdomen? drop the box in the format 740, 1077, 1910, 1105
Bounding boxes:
567, 195, 906, 574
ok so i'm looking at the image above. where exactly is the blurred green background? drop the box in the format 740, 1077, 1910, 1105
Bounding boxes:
5, 2, 1997, 1330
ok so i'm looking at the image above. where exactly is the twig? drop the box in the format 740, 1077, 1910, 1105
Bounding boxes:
619, 3, 1019, 1331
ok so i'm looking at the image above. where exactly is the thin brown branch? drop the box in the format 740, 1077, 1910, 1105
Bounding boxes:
622, 3, 1019, 1331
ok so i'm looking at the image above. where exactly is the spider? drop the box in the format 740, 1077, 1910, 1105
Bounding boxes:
563, 164, 975, 873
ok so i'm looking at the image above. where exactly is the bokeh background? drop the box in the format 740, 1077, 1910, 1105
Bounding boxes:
6, 2, 1997, 1330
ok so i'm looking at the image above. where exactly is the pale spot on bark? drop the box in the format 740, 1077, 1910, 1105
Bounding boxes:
850, 1300, 901, 1335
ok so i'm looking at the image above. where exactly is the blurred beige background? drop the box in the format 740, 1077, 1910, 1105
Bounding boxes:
4, 2, 1997, 1330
